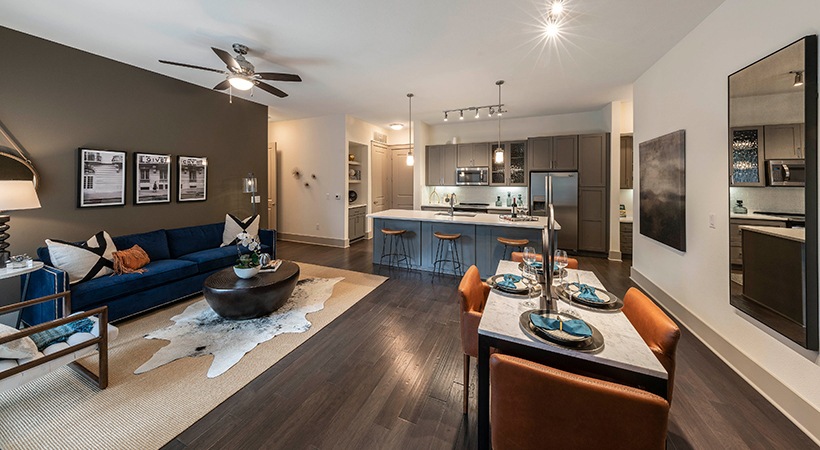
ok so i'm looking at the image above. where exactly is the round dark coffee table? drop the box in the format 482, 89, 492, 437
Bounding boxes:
203, 261, 300, 320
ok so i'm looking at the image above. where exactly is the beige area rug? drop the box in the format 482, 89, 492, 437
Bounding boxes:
0, 263, 386, 450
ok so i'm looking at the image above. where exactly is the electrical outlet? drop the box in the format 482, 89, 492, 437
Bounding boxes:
709, 213, 716, 229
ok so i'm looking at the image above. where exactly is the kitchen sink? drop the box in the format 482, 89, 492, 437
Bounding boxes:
434, 212, 477, 217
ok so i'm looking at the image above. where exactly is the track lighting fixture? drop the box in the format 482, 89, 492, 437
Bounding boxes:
459, 110, 464, 120
444, 112, 449, 121
442, 85, 508, 123
475, 109, 480, 119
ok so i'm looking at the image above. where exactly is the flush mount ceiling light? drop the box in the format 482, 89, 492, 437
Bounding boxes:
791, 70, 804, 87
228, 74, 254, 91
406, 93, 414, 166
389, 123, 404, 130
543, 0, 567, 39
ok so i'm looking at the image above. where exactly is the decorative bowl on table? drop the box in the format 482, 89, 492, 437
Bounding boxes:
234, 265, 261, 279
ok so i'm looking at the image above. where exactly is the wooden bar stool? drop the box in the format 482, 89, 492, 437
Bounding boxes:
379, 229, 411, 269
433, 231, 464, 276
497, 237, 529, 260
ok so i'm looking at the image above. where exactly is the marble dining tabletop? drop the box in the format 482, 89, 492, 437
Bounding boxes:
479, 260, 668, 380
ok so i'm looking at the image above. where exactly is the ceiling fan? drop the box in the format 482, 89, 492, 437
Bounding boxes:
159, 43, 301, 98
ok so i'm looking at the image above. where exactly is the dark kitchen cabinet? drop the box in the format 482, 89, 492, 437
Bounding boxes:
620, 222, 632, 255
764, 123, 804, 159
490, 141, 527, 186
457, 142, 489, 167
579, 187, 607, 253
426, 144, 457, 185
579, 133, 607, 187
620, 136, 633, 189
527, 135, 578, 171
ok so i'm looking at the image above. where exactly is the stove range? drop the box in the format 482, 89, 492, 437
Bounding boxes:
454, 202, 490, 213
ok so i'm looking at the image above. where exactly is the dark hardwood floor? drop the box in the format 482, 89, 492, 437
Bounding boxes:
163, 240, 817, 450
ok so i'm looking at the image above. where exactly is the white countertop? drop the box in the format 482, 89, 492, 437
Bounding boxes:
739, 225, 805, 243
479, 260, 667, 380
619, 216, 633, 223
421, 204, 513, 211
730, 212, 789, 221
368, 208, 559, 230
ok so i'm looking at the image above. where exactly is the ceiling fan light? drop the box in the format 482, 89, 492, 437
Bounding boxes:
389, 123, 404, 130
228, 75, 254, 91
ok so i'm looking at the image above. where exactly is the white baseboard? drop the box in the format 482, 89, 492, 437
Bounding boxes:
277, 232, 346, 248
630, 267, 820, 446
608, 250, 622, 261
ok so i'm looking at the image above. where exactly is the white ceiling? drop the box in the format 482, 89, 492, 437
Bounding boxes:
0, 0, 724, 126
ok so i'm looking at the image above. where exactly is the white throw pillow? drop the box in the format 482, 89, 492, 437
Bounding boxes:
221, 214, 260, 246
0, 323, 37, 359
46, 231, 117, 284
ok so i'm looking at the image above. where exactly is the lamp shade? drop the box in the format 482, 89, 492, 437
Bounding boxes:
0, 180, 41, 211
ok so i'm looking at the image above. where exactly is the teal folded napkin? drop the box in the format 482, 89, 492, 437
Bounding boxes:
571, 282, 603, 303
530, 261, 543, 269
529, 313, 592, 338
497, 273, 522, 289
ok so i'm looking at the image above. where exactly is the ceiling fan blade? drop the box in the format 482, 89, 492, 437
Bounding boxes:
159, 60, 226, 74
212, 47, 241, 72
256, 72, 302, 82
213, 80, 230, 91
255, 81, 288, 98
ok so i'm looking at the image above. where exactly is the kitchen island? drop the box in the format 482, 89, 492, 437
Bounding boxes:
368, 209, 560, 278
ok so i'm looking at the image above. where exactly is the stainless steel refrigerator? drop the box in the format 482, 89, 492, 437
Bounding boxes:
529, 171, 578, 252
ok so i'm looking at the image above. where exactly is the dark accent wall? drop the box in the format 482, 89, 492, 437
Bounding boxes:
0, 26, 268, 257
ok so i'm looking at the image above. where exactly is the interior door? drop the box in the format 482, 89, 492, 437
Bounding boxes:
391, 146, 414, 209
372, 143, 389, 212
267, 143, 277, 230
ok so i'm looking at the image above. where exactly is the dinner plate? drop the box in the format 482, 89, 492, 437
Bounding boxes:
517, 262, 567, 278
563, 283, 616, 306
488, 273, 534, 294
519, 309, 605, 353
555, 284, 624, 311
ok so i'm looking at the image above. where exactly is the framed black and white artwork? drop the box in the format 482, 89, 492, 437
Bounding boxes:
134, 153, 171, 204
177, 155, 207, 202
78, 148, 126, 208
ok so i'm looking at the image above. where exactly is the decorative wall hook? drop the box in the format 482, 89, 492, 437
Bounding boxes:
292, 169, 301, 178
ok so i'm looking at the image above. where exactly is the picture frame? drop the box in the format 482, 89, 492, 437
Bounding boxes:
177, 155, 207, 202
134, 153, 172, 204
78, 148, 126, 208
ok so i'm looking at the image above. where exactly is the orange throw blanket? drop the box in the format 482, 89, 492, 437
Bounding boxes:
112, 245, 150, 275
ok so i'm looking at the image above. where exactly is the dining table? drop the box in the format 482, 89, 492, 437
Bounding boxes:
477, 260, 669, 450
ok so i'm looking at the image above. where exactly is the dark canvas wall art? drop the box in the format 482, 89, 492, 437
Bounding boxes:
639, 129, 686, 252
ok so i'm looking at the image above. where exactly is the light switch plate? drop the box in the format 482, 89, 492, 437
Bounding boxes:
709, 213, 716, 229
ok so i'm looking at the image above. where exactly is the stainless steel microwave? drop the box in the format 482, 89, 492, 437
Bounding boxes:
456, 167, 489, 185
767, 159, 805, 186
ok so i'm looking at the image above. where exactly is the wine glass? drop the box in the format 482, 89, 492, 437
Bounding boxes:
521, 264, 538, 309
522, 246, 537, 269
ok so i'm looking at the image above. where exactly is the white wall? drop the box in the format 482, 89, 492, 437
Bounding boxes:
605, 102, 623, 260
346, 115, 391, 240
633, 0, 820, 441
269, 115, 346, 243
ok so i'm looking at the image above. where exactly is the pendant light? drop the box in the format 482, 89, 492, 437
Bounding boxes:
406, 93, 414, 166
493, 80, 505, 164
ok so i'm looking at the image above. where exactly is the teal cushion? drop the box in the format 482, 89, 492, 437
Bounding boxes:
30, 318, 95, 350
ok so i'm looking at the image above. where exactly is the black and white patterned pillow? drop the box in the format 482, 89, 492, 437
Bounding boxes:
221, 214, 260, 246
45, 231, 117, 284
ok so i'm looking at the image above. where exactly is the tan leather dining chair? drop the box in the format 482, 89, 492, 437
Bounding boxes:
510, 251, 579, 269
457, 265, 490, 415
490, 353, 670, 450
622, 287, 681, 403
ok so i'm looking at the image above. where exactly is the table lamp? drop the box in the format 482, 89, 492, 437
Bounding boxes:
242, 172, 258, 215
0, 180, 41, 268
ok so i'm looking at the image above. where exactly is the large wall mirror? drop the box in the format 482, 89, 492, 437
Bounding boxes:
728, 35, 818, 350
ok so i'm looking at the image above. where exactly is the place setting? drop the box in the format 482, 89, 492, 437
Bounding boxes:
555, 273, 624, 312
519, 309, 605, 353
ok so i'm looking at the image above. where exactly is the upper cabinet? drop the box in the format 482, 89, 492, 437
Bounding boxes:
730, 126, 766, 186
620, 136, 634, 189
490, 141, 527, 186
764, 123, 804, 159
426, 144, 458, 186
457, 142, 489, 167
579, 134, 608, 187
527, 135, 578, 171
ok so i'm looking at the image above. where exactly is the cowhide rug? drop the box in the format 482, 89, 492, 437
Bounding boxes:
135, 277, 342, 378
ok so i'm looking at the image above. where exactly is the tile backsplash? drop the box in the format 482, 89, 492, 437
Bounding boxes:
424, 186, 528, 206
730, 187, 804, 214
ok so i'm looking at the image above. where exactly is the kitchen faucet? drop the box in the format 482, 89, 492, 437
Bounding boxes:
448, 193, 458, 217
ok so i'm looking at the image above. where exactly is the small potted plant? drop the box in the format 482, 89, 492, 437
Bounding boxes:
234, 232, 261, 279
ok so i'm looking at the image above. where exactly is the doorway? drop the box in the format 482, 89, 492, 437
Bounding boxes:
371, 142, 414, 212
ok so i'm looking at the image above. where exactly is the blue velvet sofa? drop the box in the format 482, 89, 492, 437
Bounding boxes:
20, 222, 276, 325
